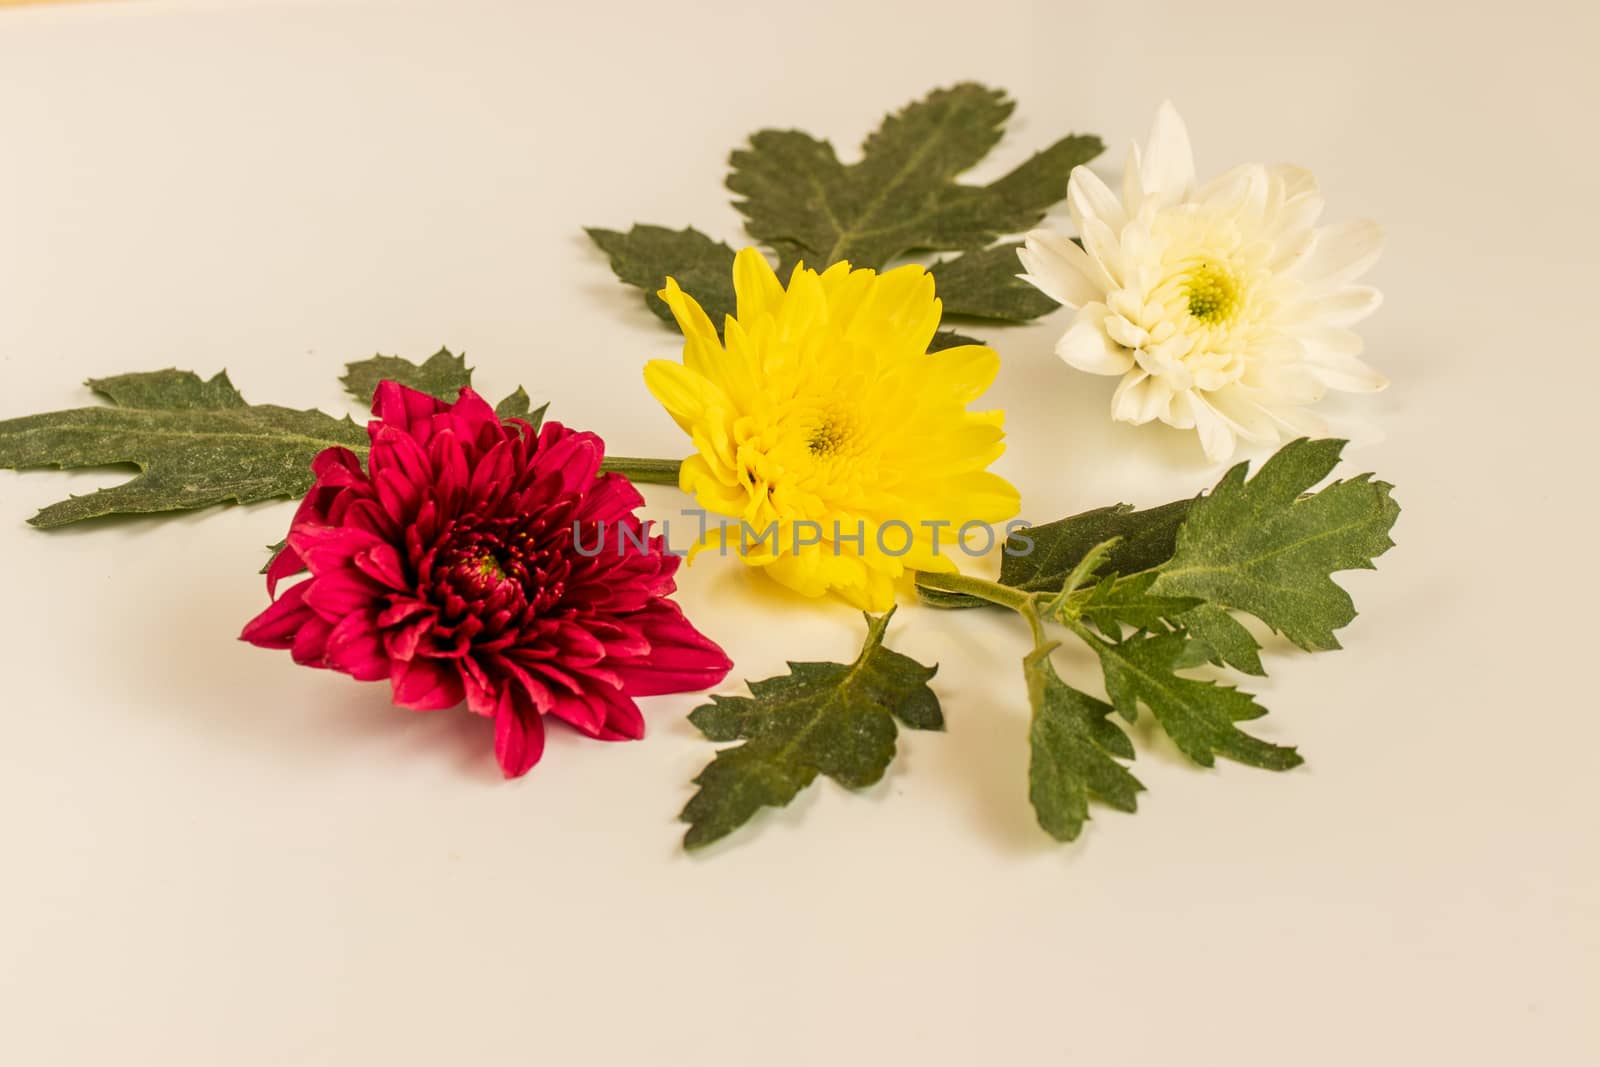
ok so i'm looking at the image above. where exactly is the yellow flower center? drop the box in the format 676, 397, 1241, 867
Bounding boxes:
474, 552, 508, 581
1185, 263, 1242, 325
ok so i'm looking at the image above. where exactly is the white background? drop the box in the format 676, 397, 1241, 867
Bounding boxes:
1, 1, 1595, 1063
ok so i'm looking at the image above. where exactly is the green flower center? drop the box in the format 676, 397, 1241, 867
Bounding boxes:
807, 415, 849, 457
1185, 263, 1242, 324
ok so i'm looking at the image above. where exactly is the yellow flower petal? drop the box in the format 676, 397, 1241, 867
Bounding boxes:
732, 247, 786, 323
656, 277, 722, 378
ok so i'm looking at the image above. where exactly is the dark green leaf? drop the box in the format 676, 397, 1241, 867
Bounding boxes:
260, 539, 287, 575
920, 497, 1195, 608
1025, 643, 1142, 841
341, 348, 535, 422
0, 370, 368, 527
1149, 438, 1400, 651
1080, 627, 1302, 771
1006, 498, 1195, 595
681, 607, 940, 849
932, 242, 1059, 322
340, 347, 471, 407
927, 329, 985, 353
493, 387, 530, 418
727, 83, 1101, 271
1073, 572, 1200, 641
586, 224, 738, 330
494, 388, 549, 433
1180, 603, 1265, 676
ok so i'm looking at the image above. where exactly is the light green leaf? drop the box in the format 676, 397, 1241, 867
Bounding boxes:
585, 224, 738, 330
1079, 627, 1302, 771
728, 83, 1101, 271
681, 607, 940, 849
340, 347, 472, 407
1025, 642, 1142, 842
1149, 438, 1400, 651
0, 370, 368, 527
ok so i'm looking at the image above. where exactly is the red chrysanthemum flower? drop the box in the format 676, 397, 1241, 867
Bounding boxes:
240, 381, 732, 777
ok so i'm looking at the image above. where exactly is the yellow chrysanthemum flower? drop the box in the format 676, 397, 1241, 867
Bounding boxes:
643, 247, 1020, 612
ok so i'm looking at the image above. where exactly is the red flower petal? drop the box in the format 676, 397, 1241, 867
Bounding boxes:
323, 613, 389, 681
610, 601, 734, 696
291, 613, 335, 667
240, 580, 315, 648
371, 380, 447, 444
352, 542, 408, 590
493, 686, 547, 778
390, 656, 465, 711
300, 569, 383, 620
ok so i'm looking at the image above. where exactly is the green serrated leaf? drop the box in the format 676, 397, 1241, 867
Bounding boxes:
681, 607, 940, 849
493, 386, 527, 418
925, 497, 1194, 610
728, 83, 1101, 271
260, 539, 287, 575
1079, 627, 1301, 771
1072, 572, 1201, 641
927, 329, 986, 353
492, 387, 549, 430
1179, 603, 1265, 676
1025, 642, 1142, 842
340, 347, 471, 407
0, 370, 368, 527
1006, 498, 1195, 595
586, 224, 739, 330
1149, 438, 1400, 651
932, 243, 1059, 322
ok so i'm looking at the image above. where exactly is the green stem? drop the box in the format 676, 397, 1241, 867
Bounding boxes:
1020, 598, 1049, 649
912, 570, 1033, 613
601, 456, 683, 486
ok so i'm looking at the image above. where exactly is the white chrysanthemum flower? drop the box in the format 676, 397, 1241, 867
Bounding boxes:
1019, 101, 1386, 461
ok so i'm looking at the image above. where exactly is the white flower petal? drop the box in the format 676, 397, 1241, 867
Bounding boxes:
1111, 370, 1153, 423
1017, 229, 1107, 308
1263, 165, 1325, 263
1105, 314, 1149, 349
1198, 163, 1267, 219
1067, 165, 1128, 233
1118, 213, 1161, 293
1140, 101, 1196, 207
1166, 389, 1197, 429
1056, 304, 1134, 375
1210, 390, 1288, 442
1190, 395, 1238, 462
1113, 370, 1178, 425
1122, 143, 1144, 215
1293, 219, 1384, 291
1257, 402, 1328, 439
1255, 359, 1328, 405
1300, 327, 1389, 392
1302, 285, 1383, 327
1268, 164, 1320, 203
1079, 215, 1127, 289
